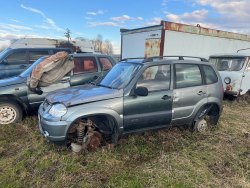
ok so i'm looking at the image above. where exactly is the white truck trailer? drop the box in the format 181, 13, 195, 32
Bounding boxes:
120, 21, 250, 60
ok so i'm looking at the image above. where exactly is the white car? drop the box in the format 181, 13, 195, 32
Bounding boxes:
209, 54, 250, 97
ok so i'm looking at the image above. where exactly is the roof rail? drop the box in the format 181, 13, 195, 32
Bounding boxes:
143, 56, 208, 62
120, 57, 145, 62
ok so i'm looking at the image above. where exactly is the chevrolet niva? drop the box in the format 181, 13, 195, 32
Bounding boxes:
38, 56, 223, 151
0, 53, 116, 125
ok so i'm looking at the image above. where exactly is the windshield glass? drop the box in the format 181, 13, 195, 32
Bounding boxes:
20, 57, 46, 77
209, 57, 246, 71
99, 62, 142, 89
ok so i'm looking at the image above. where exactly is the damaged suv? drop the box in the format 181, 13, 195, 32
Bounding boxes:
0, 53, 116, 124
38, 56, 223, 149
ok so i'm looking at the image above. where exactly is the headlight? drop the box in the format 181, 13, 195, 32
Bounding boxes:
49, 103, 67, 117
224, 77, 231, 84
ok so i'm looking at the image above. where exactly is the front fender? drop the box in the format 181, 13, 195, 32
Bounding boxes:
62, 106, 123, 135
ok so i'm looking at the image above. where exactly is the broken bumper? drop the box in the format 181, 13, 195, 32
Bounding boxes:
38, 107, 69, 142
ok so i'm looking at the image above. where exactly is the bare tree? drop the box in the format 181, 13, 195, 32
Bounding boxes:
93, 34, 103, 53
103, 40, 113, 55
64, 28, 71, 42
92, 35, 114, 54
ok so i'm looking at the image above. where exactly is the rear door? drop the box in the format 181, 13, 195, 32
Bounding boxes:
123, 64, 173, 132
172, 63, 207, 125
70, 56, 101, 86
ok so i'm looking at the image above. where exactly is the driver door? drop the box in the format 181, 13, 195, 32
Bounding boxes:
123, 64, 173, 133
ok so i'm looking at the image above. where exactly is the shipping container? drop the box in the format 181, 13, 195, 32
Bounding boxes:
120, 21, 250, 60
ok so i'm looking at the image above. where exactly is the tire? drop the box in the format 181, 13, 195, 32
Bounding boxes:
0, 102, 23, 125
193, 118, 208, 132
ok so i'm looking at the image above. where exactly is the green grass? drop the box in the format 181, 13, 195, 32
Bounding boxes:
0, 101, 250, 187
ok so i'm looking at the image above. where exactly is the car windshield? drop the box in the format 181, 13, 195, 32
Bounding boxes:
20, 57, 46, 77
209, 57, 246, 71
98, 62, 142, 89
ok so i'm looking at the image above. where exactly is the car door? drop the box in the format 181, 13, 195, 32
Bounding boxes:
172, 63, 207, 125
1, 49, 28, 78
70, 56, 101, 86
240, 57, 250, 94
123, 64, 173, 132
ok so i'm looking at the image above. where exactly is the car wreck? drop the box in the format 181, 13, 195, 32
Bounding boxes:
209, 51, 250, 100
38, 56, 223, 152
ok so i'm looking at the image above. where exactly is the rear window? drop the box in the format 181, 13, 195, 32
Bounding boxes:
175, 64, 202, 89
202, 65, 218, 84
73, 57, 98, 74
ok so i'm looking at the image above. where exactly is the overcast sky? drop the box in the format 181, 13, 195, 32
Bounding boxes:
0, 0, 250, 54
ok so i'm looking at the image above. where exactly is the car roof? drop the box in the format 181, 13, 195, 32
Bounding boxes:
210, 53, 250, 58
120, 56, 210, 66
72, 53, 113, 58
9, 47, 71, 50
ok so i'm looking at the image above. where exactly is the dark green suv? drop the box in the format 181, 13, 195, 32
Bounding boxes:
0, 53, 116, 124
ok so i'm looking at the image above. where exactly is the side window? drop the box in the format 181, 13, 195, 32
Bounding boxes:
6, 51, 26, 65
98, 57, 113, 71
202, 65, 218, 84
29, 50, 49, 63
73, 57, 98, 74
175, 64, 202, 89
137, 65, 170, 92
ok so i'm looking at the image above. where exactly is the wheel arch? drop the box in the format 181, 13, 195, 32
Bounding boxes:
0, 94, 28, 115
65, 113, 121, 139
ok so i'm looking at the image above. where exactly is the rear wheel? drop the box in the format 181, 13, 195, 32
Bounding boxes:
0, 102, 23, 125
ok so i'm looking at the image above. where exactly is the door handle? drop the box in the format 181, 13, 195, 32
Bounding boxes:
162, 95, 171, 100
197, 91, 206, 95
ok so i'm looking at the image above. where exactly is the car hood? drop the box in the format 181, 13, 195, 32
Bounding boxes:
46, 84, 123, 107
0, 76, 26, 87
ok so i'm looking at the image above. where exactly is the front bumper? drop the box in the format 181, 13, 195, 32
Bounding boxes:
38, 106, 70, 142
224, 90, 238, 96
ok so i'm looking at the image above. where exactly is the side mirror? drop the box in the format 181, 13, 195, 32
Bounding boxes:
134, 86, 148, 96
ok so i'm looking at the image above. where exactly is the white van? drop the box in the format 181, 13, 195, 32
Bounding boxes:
209, 53, 250, 97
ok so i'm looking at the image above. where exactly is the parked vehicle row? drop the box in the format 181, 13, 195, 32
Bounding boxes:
0, 44, 226, 151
